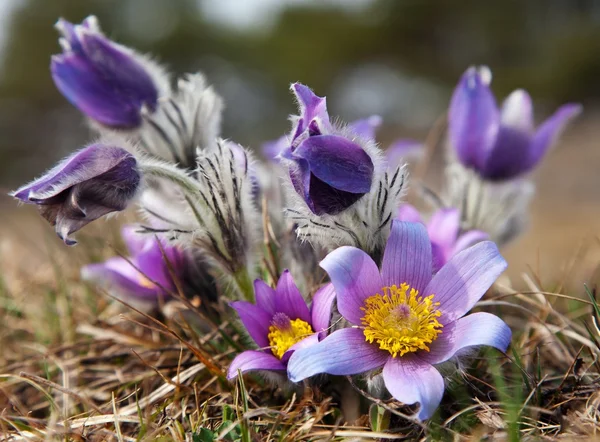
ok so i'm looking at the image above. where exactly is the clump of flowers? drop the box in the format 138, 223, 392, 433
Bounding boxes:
9, 15, 584, 428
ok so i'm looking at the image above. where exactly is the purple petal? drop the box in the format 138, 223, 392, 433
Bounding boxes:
424, 241, 507, 325
12, 145, 140, 245
320, 246, 383, 325
12, 144, 135, 201
254, 279, 276, 315
121, 225, 148, 256
431, 243, 447, 275
349, 115, 382, 140
81, 257, 163, 300
79, 31, 157, 109
51, 54, 145, 128
382, 356, 445, 421
287, 328, 388, 381
274, 270, 311, 323
230, 301, 272, 348
420, 312, 512, 365
381, 221, 432, 294
307, 173, 367, 216
481, 126, 532, 180
282, 333, 320, 363
51, 22, 158, 128
396, 204, 424, 224
282, 144, 312, 210
134, 238, 178, 290
290, 83, 330, 133
293, 135, 374, 193
386, 139, 422, 167
451, 230, 489, 256
527, 103, 582, 171
310, 283, 336, 338
501, 89, 534, 133
449, 66, 500, 171
427, 209, 460, 251
227, 350, 285, 380
262, 135, 288, 161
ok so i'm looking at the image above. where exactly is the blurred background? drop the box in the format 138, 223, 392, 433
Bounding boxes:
0, 0, 599, 288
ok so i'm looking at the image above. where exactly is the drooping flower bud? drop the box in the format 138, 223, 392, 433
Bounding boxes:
11, 144, 140, 245
51, 16, 170, 129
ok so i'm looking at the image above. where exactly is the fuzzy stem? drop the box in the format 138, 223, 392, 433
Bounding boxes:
139, 161, 201, 196
234, 268, 255, 303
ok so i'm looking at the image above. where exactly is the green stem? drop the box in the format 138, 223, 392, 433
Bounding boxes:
234, 269, 255, 303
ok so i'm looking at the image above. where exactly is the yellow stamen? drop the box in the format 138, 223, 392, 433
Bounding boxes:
267, 314, 314, 359
361, 283, 442, 357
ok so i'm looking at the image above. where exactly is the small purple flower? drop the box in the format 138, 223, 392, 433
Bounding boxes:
227, 271, 336, 379
81, 225, 184, 303
397, 204, 488, 272
51, 16, 165, 128
449, 66, 581, 181
279, 83, 374, 215
11, 144, 140, 245
287, 220, 511, 420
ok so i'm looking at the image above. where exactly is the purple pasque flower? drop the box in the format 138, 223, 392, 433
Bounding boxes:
227, 271, 336, 379
11, 144, 140, 245
397, 204, 488, 273
287, 220, 511, 420
279, 83, 375, 216
81, 225, 184, 303
449, 66, 581, 181
51, 16, 167, 128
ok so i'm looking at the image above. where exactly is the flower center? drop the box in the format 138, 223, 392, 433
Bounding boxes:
267, 313, 314, 359
361, 283, 443, 357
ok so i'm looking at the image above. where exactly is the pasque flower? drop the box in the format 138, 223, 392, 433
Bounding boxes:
227, 271, 335, 379
82, 225, 184, 303
279, 83, 375, 215
11, 144, 140, 245
287, 220, 511, 420
51, 16, 169, 128
449, 66, 581, 181
397, 204, 488, 272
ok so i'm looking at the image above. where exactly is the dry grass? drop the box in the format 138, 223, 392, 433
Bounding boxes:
1, 208, 600, 441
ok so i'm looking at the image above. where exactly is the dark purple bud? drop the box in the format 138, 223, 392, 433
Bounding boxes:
51, 16, 162, 128
284, 84, 374, 215
11, 144, 140, 245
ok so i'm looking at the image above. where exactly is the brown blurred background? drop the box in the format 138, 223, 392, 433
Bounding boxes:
0, 0, 599, 289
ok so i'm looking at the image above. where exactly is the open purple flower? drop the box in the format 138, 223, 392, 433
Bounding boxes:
81, 225, 184, 303
397, 204, 488, 272
287, 220, 511, 420
11, 144, 140, 245
51, 16, 167, 128
279, 83, 374, 215
227, 271, 336, 379
449, 66, 581, 181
